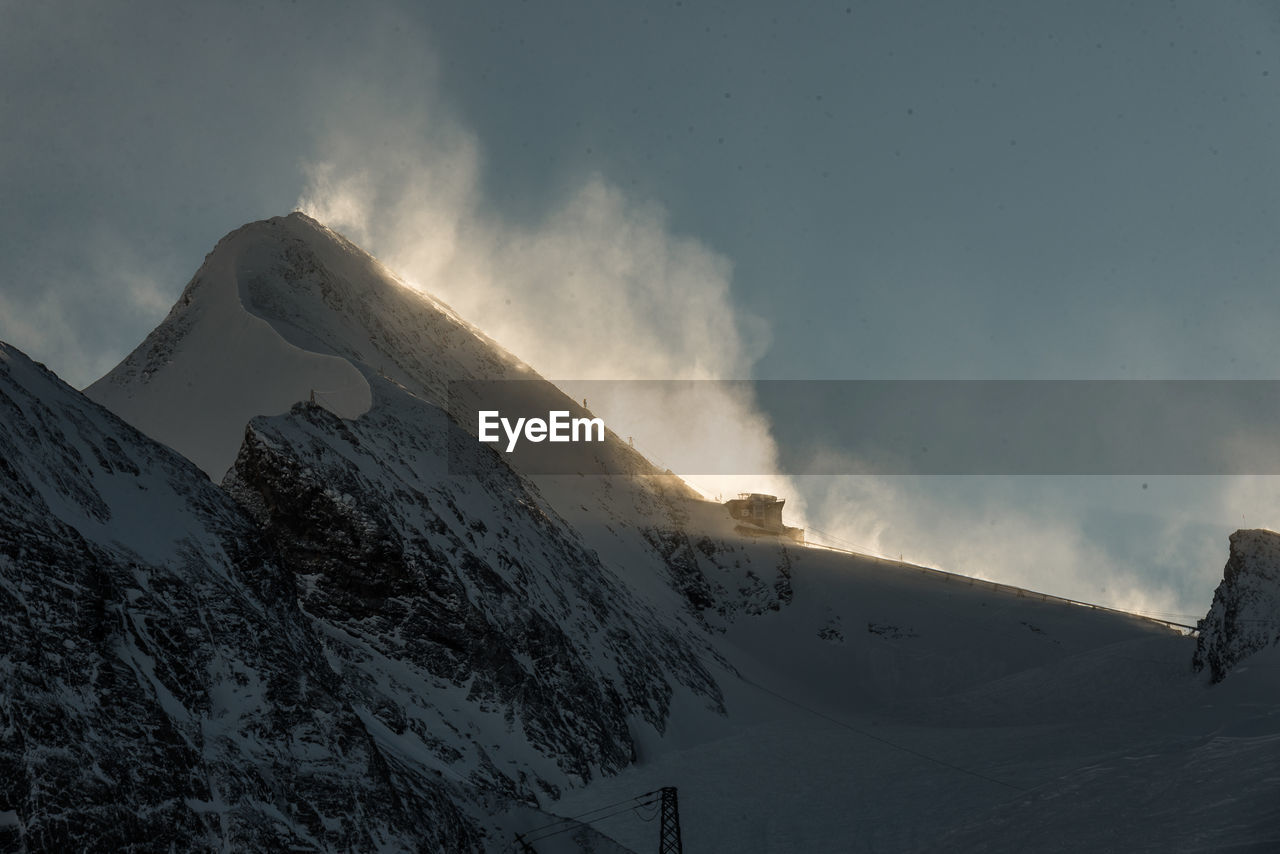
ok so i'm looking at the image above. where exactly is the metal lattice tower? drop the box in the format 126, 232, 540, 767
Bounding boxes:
658, 787, 683, 854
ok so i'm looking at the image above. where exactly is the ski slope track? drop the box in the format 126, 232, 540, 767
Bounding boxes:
2, 212, 1278, 851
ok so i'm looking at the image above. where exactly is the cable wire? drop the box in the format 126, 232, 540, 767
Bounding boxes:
521, 797, 661, 845
518, 791, 660, 839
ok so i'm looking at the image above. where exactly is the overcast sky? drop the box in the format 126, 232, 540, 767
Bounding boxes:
5, 0, 1280, 617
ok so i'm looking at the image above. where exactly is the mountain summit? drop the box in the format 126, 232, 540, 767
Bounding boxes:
88, 211, 563, 480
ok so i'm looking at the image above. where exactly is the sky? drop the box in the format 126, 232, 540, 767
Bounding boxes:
5, 0, 1280, 618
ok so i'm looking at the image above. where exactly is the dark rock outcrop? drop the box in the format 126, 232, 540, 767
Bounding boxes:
642, 527, 795, 628
1193, 529, 1280, 682
221, 385, 725, 802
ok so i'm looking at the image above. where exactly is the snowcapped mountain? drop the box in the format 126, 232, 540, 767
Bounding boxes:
4, 212, 1280, 851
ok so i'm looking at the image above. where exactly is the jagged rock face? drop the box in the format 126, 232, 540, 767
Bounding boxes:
1193, 529, 1280, 682
221, 384, 725, 803
643, 528, 795, 629
0, 344, 480, 852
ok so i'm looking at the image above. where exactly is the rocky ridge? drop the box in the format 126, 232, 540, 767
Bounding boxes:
1194, 528, 1280, 682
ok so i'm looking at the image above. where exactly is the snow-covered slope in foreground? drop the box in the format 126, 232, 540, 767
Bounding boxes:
554, 541, 1280, 852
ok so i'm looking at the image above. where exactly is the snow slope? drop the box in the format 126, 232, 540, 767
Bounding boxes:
548, 543, 1250, 853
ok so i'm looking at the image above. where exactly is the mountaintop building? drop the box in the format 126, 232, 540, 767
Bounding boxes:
724, 493, 804, 543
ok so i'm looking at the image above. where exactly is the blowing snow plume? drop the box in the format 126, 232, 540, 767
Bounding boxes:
296, 124, 1243, 617
296, 117, 803, 513
291, 83, 1222, 621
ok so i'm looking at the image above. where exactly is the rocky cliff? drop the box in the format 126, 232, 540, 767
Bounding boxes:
0, 343, 479, 851
1193, 528, 1280, 682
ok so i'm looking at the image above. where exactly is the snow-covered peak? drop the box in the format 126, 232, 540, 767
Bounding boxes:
86, 213, 665, 486
229, 212, 533, 398
85, 214, 379, 479
1193, 528, 1280, 681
